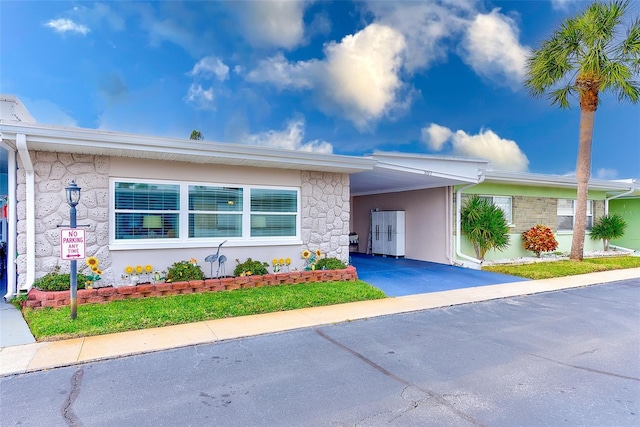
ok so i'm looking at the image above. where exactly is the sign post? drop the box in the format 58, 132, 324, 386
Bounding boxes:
61, 181, 83, 319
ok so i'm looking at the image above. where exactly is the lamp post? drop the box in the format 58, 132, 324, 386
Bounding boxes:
65, 180, 81, 320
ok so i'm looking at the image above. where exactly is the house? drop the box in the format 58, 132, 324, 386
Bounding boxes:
1, 95, 638, 299
0, 95, 375, 298
349, 154, 639, 267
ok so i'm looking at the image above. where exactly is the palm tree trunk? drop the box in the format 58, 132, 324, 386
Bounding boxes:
570, 109, 595, 261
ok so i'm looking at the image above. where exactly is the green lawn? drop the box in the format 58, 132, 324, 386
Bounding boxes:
482, 255, 640, 279
22, 280, 386, 341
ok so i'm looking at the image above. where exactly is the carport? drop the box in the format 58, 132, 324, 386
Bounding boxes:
350, 253, 529, 297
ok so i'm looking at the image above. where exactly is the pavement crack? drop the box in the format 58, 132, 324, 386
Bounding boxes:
314, 328, 486, 427
61, 367, 84, 427
526, 352, 640, 381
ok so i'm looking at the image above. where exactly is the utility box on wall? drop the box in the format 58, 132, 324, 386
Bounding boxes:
371, 210, 405, 257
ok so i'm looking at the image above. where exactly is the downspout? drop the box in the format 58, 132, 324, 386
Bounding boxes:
604, 187, 636, 253
16, 134, 35, 291
3, 147, 17, 300
455, 180, 484, 268
444, 186, 452, 264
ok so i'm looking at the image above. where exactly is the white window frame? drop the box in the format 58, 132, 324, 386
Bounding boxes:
109, 178, 301, 250
479, 195, 513, 225
557, 199, 593, 232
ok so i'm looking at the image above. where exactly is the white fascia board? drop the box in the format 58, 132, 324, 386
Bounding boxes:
0, 122, 375, 173
484, 170, 637, 193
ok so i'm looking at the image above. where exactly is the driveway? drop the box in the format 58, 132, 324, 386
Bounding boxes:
350, 253, 529, 296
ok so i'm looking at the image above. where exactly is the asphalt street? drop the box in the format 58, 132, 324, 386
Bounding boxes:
1, 279, 638, 426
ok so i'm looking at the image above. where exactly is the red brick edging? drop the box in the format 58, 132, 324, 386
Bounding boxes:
25, 266, 358, 309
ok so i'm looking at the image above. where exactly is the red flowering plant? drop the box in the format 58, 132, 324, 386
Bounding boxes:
521, 225, 559, 258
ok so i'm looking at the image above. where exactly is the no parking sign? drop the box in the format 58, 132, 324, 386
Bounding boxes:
60, 228, 86, 260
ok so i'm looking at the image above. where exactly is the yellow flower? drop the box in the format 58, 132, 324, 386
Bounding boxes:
302, 249, 311, 259
135, 265, 143, 274
145, 264, 153, 273
285, 258, 291, 265
279, 258, 285, 265
246, 271, 252, 276
315, 249, 322, 257
272, 258, 279, 266
96, 269, 103, 275
91, 266, 99, 272
190, 258, 198, 265
86, 256, 99, 267
125, 266, 133, 274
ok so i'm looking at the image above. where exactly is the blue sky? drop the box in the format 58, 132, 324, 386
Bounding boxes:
1, 0, 638, 178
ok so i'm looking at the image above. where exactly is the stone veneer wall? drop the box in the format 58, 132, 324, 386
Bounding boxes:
301, 171, 351, 262
454, 194, 605, 234
17, 152, 112, 289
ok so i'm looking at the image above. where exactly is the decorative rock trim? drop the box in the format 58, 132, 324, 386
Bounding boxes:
25, 266, 358, 309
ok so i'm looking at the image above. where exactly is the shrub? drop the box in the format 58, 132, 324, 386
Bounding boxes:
522, 224, 559, 257
461, 195, 510, 261
166, 260, 205, 282
315, 257, 346, 270
32, 266, 88, 291
234, 258, 269, 276
590, 214, 627, 251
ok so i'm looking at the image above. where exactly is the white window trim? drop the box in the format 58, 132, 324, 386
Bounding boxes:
109, 178, 302, 250
557, 199, 594, 233
480, 195, 513, 226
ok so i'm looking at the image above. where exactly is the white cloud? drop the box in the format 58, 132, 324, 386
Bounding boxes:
242, 119, 333, 153
459, 9, 530, 88
236, 0, 309, 49
185, 84, 215, 110
188, 57, 229, 81
246, 23, 407, 131
44, 18, 90, 35
320, 23, 407, 130
595, 168, 619, 179
22, 98, 78, 127
550, 0, 576, 10
246, 53, 317, 89
421, 123, 453, 151
364, 0, 469, 73
421, 123, 529, 172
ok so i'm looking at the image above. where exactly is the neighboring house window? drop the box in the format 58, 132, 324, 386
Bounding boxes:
557, 199, 593, 231
479, 196, 513, 224
113, 180, 299, 242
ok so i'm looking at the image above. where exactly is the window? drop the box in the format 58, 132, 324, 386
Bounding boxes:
114, 182, 180, 240
557, 199, 593, 231
479, 196, 513, 224
189, 186, 243, 238
250, 189, 297, 237
112, 180, 299, 243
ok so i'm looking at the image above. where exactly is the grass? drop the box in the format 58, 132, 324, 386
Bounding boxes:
482, 255, 640, 280
21, 280, 386, 341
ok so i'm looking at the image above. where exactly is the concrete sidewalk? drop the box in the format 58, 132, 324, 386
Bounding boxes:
1, 268, 638, 377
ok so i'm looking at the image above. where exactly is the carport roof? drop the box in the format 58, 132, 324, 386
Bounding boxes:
350, 151, 489, 196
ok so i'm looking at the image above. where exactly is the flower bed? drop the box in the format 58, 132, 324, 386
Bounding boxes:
24, 266, 358, 309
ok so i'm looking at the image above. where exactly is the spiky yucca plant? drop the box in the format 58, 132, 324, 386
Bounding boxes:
590, 214, 627, 251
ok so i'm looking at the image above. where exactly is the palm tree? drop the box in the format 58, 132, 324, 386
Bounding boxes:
525, 0, 639, 261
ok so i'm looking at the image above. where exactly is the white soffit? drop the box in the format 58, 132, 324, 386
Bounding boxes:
0, 122, 375, 174
350, 152, 488, 196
